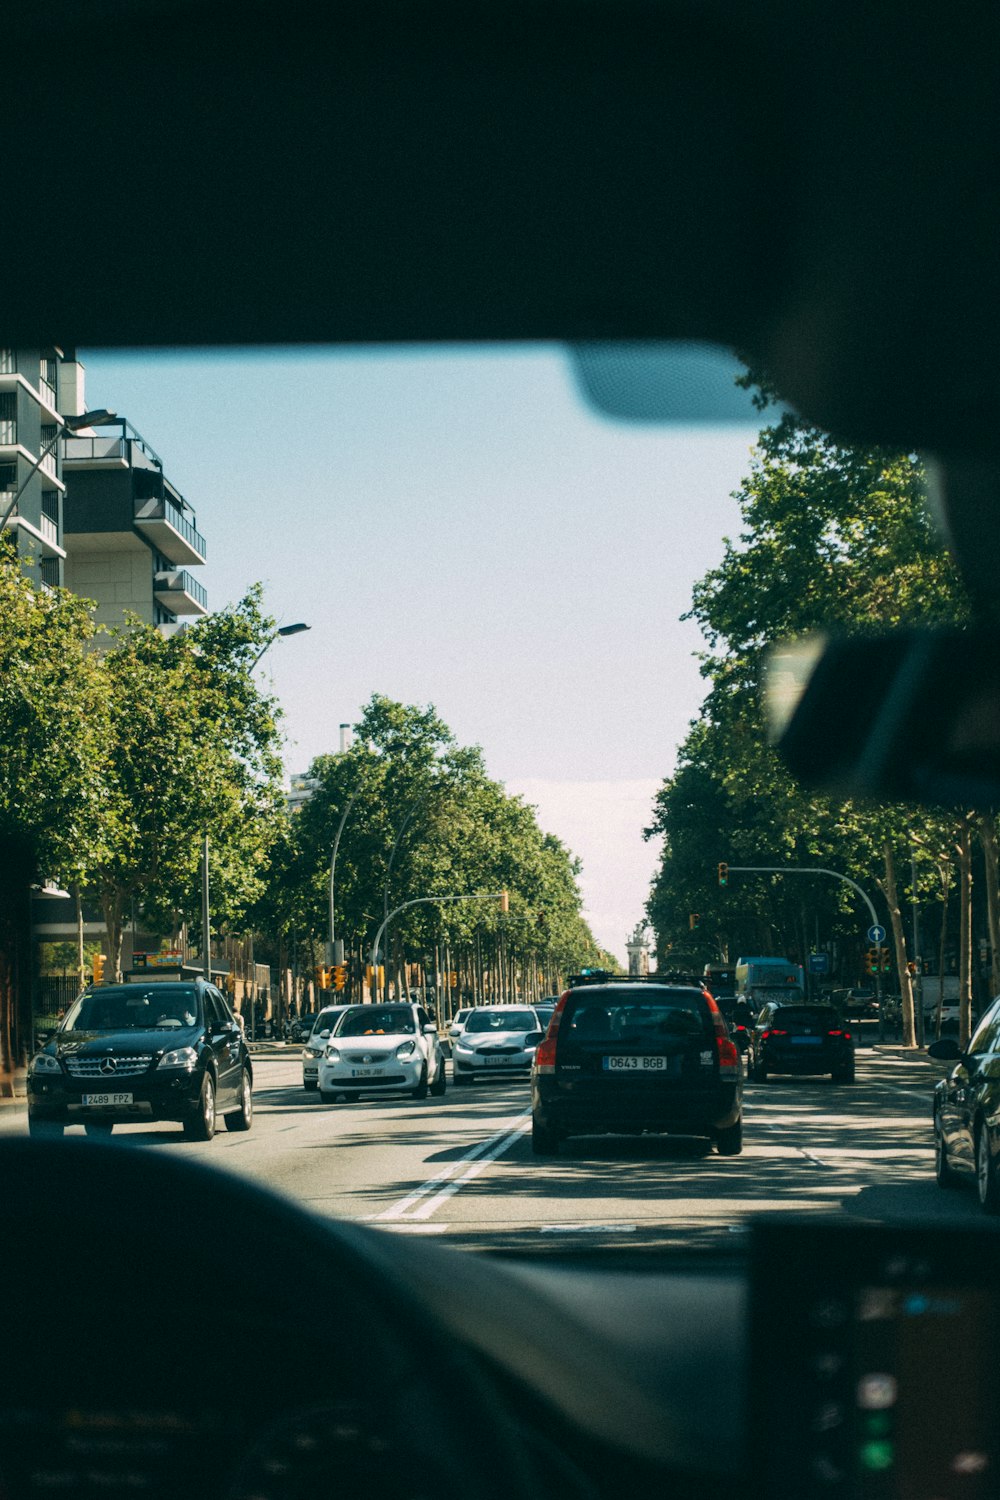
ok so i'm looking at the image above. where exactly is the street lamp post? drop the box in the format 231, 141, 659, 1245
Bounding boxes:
250, 620, 310, 669
327, 789, 359, 968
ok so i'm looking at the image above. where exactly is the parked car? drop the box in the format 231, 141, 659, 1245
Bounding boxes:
301, 1005, 350, 1089
931, 997, 1000, 1211
451, 1006, 545, 1085
26, 979, 253, 1141
318, 1003, 446, 1102
749, 1002, 855, 1083
530, 978, 742, 1156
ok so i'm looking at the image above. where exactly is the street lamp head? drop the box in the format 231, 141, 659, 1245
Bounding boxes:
65, 409, 117, 430
277, 622, 310, 637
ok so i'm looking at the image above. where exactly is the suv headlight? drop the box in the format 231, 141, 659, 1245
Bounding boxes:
396, 1040, 417, 1059
157, 1046, 198, 1069
30, 1053, 61, 1075
324, 1046, 341, 1062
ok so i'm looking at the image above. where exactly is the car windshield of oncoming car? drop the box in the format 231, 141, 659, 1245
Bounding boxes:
563, 991, 708, 1042
62, 987, 200, 1031
336, 1007, 416, 1037
464, 1010, 538, 1033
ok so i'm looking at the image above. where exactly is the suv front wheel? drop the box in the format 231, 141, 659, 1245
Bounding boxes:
184, 1072, 216, 1141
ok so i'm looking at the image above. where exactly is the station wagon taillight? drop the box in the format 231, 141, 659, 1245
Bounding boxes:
534, 992, 569, 1074
706, 994, 740, 1079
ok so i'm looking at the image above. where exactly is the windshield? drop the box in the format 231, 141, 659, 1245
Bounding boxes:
464, 1010, 539, 1033
336, 1007, 416, 1037
63, 987, 199, 1032
7, 343, 957, 1259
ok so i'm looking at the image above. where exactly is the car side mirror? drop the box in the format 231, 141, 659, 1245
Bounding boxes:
424, 1021, 438, 1033
927, 1038, 962, 1061
525, 1031, 545, 1046
317, 1029, 331, 1040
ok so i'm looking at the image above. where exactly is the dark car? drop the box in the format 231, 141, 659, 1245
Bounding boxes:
26, 979, 253, 1141
931, 996, 1000, 1212
749, 1002, 855, 1083
530, 978, 742, 1156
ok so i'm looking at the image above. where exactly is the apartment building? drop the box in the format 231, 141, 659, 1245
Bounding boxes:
62, 409, 207, 635
0, 346, 73, 587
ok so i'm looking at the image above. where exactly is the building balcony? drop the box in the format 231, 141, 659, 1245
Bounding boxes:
62, 434, 129, 469
153, 568, 208, 616
1, 502, 66, 559
134, 495, 207, 566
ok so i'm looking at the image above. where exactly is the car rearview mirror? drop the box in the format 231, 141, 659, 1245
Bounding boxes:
424, 1021, 438, 1032
318, 1029, 331, 1040
765, 627, 1000, 810
525, 1031, 545, 1046
927, 1038, 962, 1061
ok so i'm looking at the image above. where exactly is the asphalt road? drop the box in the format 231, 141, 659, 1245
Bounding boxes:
3, 1042, 984, 1251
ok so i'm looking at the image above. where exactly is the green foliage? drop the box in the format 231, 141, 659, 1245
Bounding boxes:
256, 694, 604, 976
648, 381, 971, 973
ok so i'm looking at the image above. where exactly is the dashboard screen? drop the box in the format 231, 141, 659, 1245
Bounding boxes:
750, 1222, 1000, 1498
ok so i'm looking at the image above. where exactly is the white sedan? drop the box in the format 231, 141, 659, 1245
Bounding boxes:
318, 1003, 446, 1102
451, 1006, 545, 1085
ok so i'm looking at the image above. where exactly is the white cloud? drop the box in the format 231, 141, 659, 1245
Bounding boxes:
509, 778, 662, 964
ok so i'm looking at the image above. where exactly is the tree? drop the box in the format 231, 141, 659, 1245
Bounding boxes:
648, 378, 976, 1040
87, 587, 284, 979
0, 538, 109, 1075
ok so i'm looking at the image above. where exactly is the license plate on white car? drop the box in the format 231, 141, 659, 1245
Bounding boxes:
82, 1093, 133, 1106
483, 1055, 517, 1065
602, 1055, 667, 1072
350, 1067, 384, 1078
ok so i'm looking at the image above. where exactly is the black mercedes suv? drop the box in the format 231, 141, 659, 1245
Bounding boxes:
530, 976, 743, 1156
26, 979, 253, 1141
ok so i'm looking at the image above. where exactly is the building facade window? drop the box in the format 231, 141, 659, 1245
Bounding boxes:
0, 460, 16, 495
0, 349, 16, 374
39, 423, 57, 476
0, 391, 16, 445
39, 556, 60, 588
38, 357, 57, 408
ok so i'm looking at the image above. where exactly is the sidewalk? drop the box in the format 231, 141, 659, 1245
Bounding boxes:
0, 1068, 27, 1110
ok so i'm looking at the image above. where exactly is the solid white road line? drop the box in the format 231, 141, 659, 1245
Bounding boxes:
374, 1109, 531, 1222
539, 1223, 637, 1234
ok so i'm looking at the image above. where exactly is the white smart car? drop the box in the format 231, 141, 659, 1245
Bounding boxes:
318, 1002, 446, 1102
451, 1005, 545, 1085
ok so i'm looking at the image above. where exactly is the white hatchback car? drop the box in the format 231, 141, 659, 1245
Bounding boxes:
447, 1007, 474, 1055
451, 1005, 545, 1085
301, 1005, 350, 1090
318, 1002, 446, 1102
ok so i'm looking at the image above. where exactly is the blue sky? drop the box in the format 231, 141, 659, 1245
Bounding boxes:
81, 346, 759, 959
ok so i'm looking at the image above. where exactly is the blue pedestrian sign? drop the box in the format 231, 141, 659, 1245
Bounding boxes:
808, 953, 830, 975
867, 924, 887, 945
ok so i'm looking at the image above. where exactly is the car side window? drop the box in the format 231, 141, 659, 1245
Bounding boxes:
418, 1007, 431, 1030
205, 989, 226, 1026
968, 999, 1000, 1054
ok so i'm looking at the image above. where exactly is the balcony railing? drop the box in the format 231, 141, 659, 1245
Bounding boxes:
134, 496, 207, 562
154, 569, 208, 613
0, 350, 15, 375
62, 434, 127, 464
0, 419, 15, 445
39, 513, 58, 547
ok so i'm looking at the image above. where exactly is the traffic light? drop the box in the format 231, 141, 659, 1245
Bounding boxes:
92, 952, 106, 985
333, 964, 347, 991
864, 948, 875, 974
717, 862, 729, 887
315, 966, 330, 990
689, 913, 701, 930
880, 949, 892, 973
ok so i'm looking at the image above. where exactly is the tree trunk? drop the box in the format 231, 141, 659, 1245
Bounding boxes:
958, 819, 974, 1048
101, 888, 126, 983
880, 841, 915, 1047
978, 816, 1000, 999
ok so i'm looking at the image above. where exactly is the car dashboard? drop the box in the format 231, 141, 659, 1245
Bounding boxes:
8, 1138, 1000, 1500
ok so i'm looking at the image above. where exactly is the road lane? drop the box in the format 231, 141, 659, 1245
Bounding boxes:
6, 1044, 990, 1251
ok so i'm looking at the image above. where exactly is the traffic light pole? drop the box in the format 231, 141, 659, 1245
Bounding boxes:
327, 788, 358, 969
726, 865, 885, 1033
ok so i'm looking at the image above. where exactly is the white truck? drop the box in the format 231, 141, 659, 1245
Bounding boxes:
735, 956, 806, 1011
